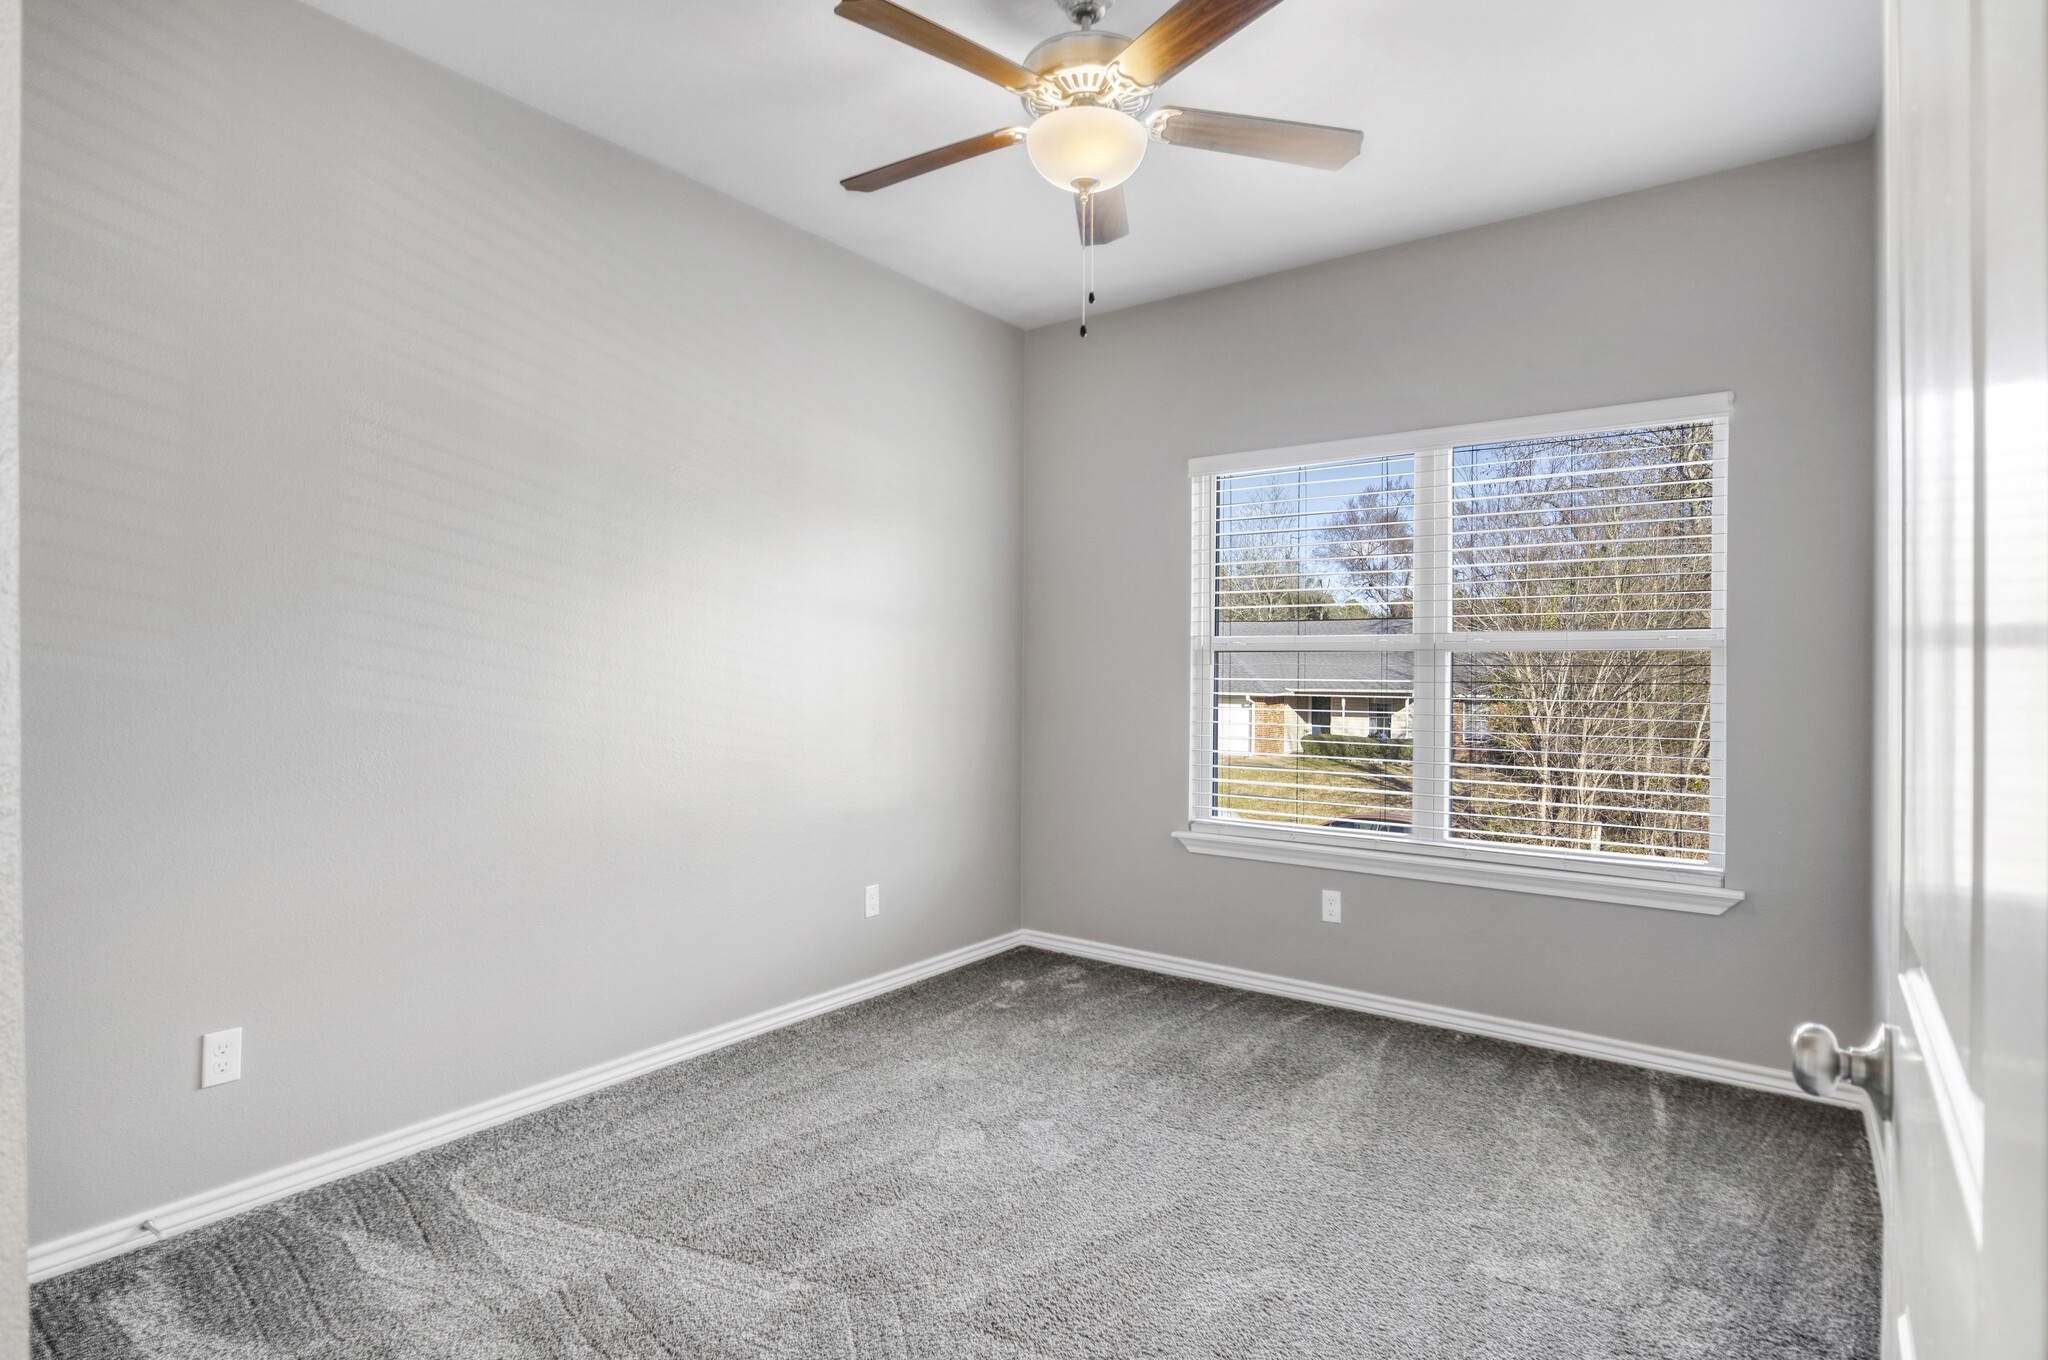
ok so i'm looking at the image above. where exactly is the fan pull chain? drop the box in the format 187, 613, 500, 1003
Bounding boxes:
1079, 188, 1091, 338
1077, 183, 1103, 338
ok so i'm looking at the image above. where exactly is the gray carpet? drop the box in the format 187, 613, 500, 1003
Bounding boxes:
32, 948, 1881, 1359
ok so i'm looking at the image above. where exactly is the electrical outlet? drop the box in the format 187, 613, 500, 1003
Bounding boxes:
1321, 889, 1342, 923
200, 1028, 242, 1087
864, 884, 881, 918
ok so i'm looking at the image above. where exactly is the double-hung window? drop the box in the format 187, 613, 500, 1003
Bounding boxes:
1180, 396, 1739, 914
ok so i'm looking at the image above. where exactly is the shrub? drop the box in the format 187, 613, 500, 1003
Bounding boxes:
1301, 732, 1411, 763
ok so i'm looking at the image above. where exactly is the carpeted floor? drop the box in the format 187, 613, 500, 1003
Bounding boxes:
32, 947, 1882, 1359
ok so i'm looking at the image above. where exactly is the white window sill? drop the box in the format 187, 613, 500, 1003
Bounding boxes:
1172, 827, 1744, 915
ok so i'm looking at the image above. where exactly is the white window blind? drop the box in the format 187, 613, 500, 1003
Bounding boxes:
1189, 404, 1727, 875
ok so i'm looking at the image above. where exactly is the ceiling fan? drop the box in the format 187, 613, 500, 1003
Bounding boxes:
835, 0, 1363, 255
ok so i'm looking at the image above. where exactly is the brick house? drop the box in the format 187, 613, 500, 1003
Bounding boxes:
1214, 650, 1416, 756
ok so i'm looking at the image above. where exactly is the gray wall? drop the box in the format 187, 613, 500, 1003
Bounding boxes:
1020, 141, 1877, 1071
23, 0, 1022, 1243
2, 0, 23, 1340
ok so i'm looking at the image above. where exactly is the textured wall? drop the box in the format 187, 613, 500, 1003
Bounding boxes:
23, 0, 1022, 1243
1020, 142, 1877, 1071
2, 0, 23, 1342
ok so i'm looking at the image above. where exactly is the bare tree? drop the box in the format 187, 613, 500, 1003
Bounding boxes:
1318, 471, 1414, 622
1454, 651, 1710, 857
1449, 425, 1714, 857
1454, 424, 1711, 633
1303, 425, 1715, 857
1216, 483, 1345, 622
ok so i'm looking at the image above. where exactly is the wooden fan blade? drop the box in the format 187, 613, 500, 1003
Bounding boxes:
1151, 107, 1361, 168
841, 127, 1026, 192
835, 0, 1042, 92
1113, 0, 1286, 88
1075, 185, 1130, 245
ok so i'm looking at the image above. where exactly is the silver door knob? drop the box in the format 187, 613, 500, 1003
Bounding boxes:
1790, 1022, 1893, 1119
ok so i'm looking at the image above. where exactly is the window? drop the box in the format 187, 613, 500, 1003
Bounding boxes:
1181, 397, 1737, 913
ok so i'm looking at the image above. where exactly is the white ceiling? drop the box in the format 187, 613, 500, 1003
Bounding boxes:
301, 0, 1881, 328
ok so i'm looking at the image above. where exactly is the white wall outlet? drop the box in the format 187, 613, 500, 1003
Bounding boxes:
1321, 889, 1342, 923
200, 1028, 242, 1087
864, 884, 881, 918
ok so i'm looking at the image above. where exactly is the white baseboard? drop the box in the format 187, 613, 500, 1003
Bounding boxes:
28, 930, 1028, 1283
33, 924, 1866, 1283
1017, 929, 1860, 1109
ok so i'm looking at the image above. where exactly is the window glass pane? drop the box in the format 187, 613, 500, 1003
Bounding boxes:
1212, 651, 1413, 834
1452, 424, 1713, 631
1451, 650, 1712, 860
1216, 455, 1414, 637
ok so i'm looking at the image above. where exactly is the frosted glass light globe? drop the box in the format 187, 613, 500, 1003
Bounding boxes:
1025, 105, 1147, 192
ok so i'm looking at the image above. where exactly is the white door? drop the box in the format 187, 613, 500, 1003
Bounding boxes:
1869, 0, 2048, 1354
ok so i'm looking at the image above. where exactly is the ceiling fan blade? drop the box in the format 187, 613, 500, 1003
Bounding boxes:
835, 0, 1042, 92
1150, 107, 1362, 169
1113, 0, 1287, 88
841, 127, 1026, 192
1075, 185, 1130, 245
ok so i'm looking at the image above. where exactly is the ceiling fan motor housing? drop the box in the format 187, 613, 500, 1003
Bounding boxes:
1020, 30, 1153, 118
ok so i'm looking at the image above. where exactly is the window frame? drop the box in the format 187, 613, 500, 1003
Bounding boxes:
1180, 394, 1742, 915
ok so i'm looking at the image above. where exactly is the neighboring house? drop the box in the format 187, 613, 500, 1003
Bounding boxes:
1213, 645, 1493, 758
1217, 690, 1415, 755
1214, 648, 1415, 756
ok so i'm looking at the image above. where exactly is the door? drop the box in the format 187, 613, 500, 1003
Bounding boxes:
1876, 0, 2048, 1355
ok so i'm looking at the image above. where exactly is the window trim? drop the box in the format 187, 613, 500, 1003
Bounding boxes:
1183, 393, 1739, 914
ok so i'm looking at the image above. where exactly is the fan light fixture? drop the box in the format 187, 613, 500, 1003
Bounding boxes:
1024, 105, 1147, 192
835, 0, 1365, 337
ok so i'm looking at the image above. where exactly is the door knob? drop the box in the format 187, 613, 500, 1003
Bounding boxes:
1790, 1022, 1893, 1119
